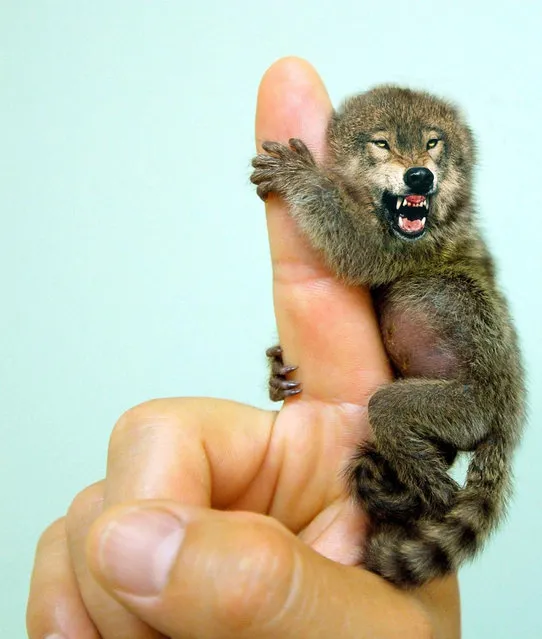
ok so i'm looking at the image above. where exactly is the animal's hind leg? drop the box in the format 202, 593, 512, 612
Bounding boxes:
367, 378, 489, 516
349, 443, 425, 523
266, 345, 302, 402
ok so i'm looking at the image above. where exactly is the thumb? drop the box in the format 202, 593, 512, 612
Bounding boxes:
86, 501, 433, 639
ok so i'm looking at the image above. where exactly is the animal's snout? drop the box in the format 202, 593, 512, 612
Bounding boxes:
404, 167, 434, 193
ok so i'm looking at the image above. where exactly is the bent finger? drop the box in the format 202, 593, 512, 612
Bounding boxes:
104, 398, 275, 512
103, 396, 365, 553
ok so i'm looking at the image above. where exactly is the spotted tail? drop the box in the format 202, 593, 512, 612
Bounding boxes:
364, 436, 513, 588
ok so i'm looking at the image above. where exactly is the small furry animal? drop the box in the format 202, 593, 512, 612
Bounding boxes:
250, 86, 525, 588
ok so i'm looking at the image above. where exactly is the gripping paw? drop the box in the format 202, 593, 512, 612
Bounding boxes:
368, 386, 460, 518
266, 344, 302, 402
349, 444, 424, 524
251, 138, 316, 201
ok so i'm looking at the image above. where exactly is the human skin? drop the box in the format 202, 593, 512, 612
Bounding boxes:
26, 58, 460, 639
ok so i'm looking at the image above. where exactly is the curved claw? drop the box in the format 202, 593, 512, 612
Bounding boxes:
271, 360, 298, 376
282, 387, 302, 398
269, 377, 301, 391
266, 343, 302, 402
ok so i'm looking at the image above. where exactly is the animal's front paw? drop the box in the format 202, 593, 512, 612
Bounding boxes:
250, 138, 316, 201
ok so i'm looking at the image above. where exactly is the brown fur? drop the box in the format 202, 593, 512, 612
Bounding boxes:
251, 86, 525, 588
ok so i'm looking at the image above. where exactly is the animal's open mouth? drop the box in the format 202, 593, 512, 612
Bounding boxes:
383, 192, 430, 239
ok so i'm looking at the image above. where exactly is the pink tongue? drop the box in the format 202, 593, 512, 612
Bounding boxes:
402, 218, 424, 232
405, 195, 426, 204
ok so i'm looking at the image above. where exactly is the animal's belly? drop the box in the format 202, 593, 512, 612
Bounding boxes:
378, 301, 461, 379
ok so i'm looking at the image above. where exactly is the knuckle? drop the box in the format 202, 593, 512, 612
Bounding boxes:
109, 398, 203, 458
109, 399, 180, 451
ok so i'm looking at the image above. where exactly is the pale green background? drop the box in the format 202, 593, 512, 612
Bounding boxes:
2, 1, 541, 637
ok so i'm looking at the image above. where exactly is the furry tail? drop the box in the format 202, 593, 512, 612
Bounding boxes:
365, 435, 513, 588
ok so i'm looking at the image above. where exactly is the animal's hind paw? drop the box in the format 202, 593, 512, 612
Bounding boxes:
266, 344, 301, 402
349, 444, 424, 524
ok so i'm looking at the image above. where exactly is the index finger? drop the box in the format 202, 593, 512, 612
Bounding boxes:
256, 58, 391, 405
66, 400, 277, 639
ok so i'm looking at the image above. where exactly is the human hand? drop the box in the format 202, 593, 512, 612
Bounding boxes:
27, 57, 460, 639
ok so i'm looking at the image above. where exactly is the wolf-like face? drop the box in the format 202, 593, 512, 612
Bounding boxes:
328, 86, 475, 242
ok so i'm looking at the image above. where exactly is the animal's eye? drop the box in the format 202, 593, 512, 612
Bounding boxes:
372, 139, 390, 150
427, 138, 440, 150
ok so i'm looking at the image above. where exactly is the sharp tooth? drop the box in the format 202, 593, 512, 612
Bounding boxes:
424, 200, 429, 208
396, 198, 402, 210
407, 201, 412, 206
421, 217, 427, 226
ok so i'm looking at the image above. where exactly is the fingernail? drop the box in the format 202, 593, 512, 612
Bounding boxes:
97, 508, 185, 596
45, 635, 65, 639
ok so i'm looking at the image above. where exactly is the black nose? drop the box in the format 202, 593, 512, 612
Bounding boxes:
404, 167, 434, 193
